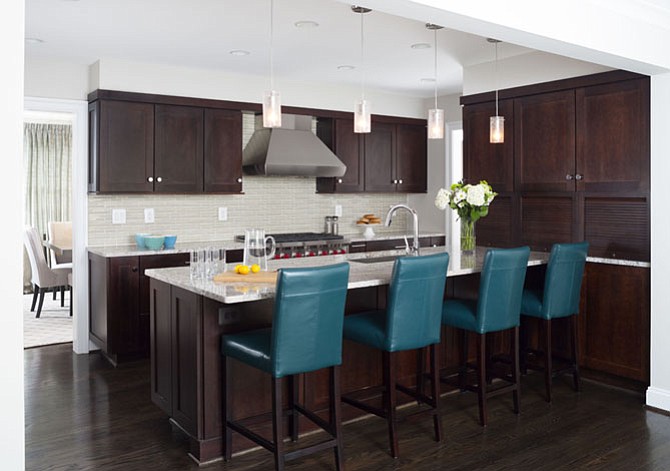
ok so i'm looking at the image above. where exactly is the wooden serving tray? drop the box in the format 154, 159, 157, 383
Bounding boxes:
213, 270, 278, 284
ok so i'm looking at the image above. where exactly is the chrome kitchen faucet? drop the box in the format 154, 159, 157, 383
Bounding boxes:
385, 204, 420, 256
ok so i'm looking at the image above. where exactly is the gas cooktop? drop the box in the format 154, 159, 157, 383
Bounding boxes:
234, 232, 344, 243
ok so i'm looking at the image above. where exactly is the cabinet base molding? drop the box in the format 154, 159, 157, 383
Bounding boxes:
646, 386, 670, 413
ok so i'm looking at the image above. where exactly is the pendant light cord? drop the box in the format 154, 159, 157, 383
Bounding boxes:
270, 0, 275, 91
433, 28, 438, 109
360, 10, 366, 100
495, 41, 499, 116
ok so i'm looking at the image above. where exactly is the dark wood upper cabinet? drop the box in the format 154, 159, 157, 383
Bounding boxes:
154, 104, 204, 193
316, 118, 364, 193
94, 100, 154, 193
463, 99, 514, 192
204, 108, 243, 193
395, 124, 427, 193
515, 90, 576, 192
364, 122, 396, 192
576, 78, 650, 192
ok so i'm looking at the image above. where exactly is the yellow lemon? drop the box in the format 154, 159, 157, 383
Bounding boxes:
251, 264, 261, 273
234, 264, 244, 274
238, 265, 250, 275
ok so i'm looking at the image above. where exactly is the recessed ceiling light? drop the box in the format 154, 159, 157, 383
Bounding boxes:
337, 65, 356, 71
25, 37, 44, 44
420, 78, 436, 83
294, 20, 319, 28
229, 50, 250, 56
411, 43, 431, 50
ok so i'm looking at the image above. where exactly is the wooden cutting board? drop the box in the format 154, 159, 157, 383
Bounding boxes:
213, 270, 278, 284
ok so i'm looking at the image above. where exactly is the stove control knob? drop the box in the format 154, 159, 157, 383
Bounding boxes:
296, 253, 302, 258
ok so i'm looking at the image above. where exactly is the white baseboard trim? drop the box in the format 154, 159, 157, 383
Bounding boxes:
646, 386, 670, 412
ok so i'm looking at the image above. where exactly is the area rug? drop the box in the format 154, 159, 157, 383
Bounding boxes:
23, 293, 72, 348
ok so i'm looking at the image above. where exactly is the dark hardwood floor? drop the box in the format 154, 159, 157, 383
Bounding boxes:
26, 344, 670, 470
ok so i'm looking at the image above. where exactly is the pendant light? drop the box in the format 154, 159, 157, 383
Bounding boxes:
263, 0, 281, 128
352, 5, 371, 133
426, 23, 444, 140
488, 38, 504, 143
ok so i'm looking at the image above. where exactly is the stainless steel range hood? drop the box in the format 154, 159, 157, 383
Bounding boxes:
242, 114, 347, 177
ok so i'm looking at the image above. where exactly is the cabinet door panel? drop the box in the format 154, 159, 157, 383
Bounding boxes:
99, 101, 154, 192
581, 264, 649, 382
204, 108, 243, 193
395, 124, 427, 193
520, 194, 575, 252
476, 194, 515, 248
515, 91, 575, 192
463, 99, 514, 192
576, 78, 650, 192
150, 279, 173, 415
333, 119, 365, 192
155, 104, 204, 193
364, 122, 395, 192
584, 196, 649, 261
108, 257, 140, 354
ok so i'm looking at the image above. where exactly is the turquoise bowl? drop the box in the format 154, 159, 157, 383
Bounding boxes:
135, 233, 151, 249
163, 235, 177, 249
143, 235, 165, 250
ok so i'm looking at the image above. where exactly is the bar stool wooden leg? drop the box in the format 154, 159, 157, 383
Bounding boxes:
272, 377, 285, 471
459, 329, 469, 392
288, 374, 299, 442
221, 356, 232, 461
571, 315, 581, 392
383, 351, 399, 458
544, 319, 553, 403
477, 333, 488, 427
416, 347, 425, 405
429, 344, 442, 442
512, 326, 521, 414
330, 366, 344, 471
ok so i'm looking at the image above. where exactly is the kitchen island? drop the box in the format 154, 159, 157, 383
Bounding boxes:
145, 246, 549, 464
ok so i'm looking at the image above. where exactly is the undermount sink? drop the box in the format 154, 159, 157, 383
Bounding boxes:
350, 255, 402, 264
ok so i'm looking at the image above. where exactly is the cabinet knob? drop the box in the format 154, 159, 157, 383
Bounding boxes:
337, 178, 343, 184
237, 177, 243, 183
147, 176, 154, 183
131, 267, 138, 272
565, 174, 573, 181
156, 176, 163, 183
392, 179, 398, 184
398, 179, 403, 184
575, 173, 583, 181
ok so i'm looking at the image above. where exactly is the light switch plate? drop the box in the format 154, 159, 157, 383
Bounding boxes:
335, 205, 343, 217
218, 207, 228, 221
144, 208, 155, 224
112, 209, 126, 224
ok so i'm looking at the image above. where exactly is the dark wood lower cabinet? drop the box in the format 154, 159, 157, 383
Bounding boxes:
89, 252, 189, 366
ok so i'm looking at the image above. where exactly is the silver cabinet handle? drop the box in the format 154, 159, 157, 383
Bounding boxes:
575, 174, 583, 181
350, 243, 366, 248
156, 176, 162, 183
337, 178, 343, 184
398, 179, 403, 184
237, 177, 243, 183
565, 174, 573, 180
147, 176, 154, 183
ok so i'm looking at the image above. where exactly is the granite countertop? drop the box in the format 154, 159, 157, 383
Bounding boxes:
145, 246, 550, 305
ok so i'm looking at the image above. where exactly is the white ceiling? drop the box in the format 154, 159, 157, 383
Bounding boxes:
24, 0, 535, 98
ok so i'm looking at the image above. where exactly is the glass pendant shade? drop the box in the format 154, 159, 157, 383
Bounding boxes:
263, 90, 282, 128
354, 99, 371, 133
428, 108, 444, 139
490, 115, 505, 143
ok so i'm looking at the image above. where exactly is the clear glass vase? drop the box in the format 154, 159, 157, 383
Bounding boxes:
460, 219, 476, 255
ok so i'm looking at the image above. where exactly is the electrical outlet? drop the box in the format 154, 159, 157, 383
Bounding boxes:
112, 209, 126, 224
144, 208, 155, 223
218, 207, 228, 221
334, 205, 343, 217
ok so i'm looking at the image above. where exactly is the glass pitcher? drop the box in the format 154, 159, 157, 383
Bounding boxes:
243, 228, 276, 271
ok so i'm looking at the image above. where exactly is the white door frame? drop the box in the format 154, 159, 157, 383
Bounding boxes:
24, 97, 89, 354
446, 121, 463, 249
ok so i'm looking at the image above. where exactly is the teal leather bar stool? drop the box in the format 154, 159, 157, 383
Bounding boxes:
441, 246, 530, 426
520, 242, 588, 402
342, 252, 450, 458
221, 263, 350, 471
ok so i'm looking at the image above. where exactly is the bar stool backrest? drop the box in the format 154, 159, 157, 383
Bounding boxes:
271, 262, 350, 378
541, 242, 589, 319
476, 247, 531, 333
384, 252, 450, 352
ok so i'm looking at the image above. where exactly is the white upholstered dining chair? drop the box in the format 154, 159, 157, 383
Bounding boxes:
23, 226, 72, 318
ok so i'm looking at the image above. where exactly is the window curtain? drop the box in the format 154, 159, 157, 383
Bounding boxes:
23, 122, 72, 292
